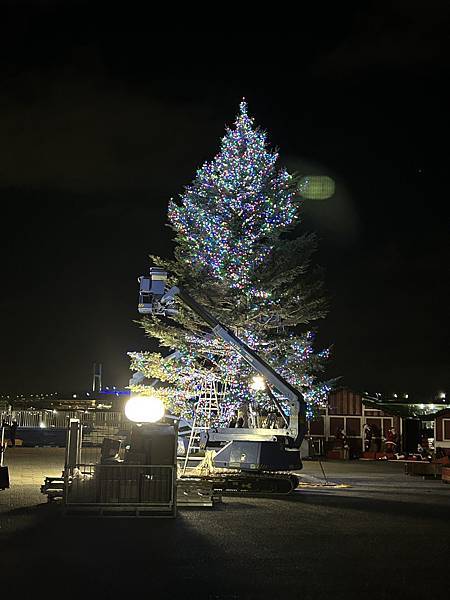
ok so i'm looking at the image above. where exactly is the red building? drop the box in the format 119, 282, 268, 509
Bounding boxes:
308, 388, 401, 457
434, 408, 450, 456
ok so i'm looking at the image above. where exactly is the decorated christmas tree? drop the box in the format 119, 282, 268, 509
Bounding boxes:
130, 101, 331, 421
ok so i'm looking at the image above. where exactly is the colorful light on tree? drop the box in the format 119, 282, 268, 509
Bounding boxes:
130, 101, 332, 421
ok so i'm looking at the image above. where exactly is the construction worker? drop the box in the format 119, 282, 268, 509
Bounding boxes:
228, 412, 237, 428
237, 402, 249, 428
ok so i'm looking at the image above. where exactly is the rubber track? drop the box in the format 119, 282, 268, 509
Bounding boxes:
181, 472, 299, 495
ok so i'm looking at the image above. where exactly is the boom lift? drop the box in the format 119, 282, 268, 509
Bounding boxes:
137, 267, 308, 494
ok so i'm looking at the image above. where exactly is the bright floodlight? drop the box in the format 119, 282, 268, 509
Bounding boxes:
250, 375, 266, 391
125, 395, 165, 423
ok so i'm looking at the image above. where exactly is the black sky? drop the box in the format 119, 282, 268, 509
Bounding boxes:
1, 1, 449, 398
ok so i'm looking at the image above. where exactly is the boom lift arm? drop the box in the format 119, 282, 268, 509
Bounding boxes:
138, 268, 307, 449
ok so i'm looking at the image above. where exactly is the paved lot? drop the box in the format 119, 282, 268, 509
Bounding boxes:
1, 449, 449, 599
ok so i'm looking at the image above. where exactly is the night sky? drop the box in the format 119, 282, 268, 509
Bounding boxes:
1, 2, 449, 398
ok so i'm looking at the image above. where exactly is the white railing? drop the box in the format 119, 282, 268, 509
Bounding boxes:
0, 409, 124, 429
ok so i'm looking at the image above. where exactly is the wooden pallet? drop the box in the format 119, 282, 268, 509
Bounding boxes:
177, 477, 219, 508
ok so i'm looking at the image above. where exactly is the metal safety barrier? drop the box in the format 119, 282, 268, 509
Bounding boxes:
64, 463, 176, 517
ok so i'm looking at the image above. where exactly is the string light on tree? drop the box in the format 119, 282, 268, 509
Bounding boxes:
131, 101, 333, 420
250, 376, 266, 391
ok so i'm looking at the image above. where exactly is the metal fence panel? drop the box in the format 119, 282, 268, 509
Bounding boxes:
65, 464, 176, 516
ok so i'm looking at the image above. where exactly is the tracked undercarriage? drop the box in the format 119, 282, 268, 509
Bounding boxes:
181, 470, 299, 495
180, 451, 299, 496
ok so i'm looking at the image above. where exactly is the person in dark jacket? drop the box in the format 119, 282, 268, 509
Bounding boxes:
228, 413, 237, 428
363, 423, 372, 452
1, 420, 8, 456
9, 420, 18, 447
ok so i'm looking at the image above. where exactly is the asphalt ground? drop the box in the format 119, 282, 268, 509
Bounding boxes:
1, 449, 449, 599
